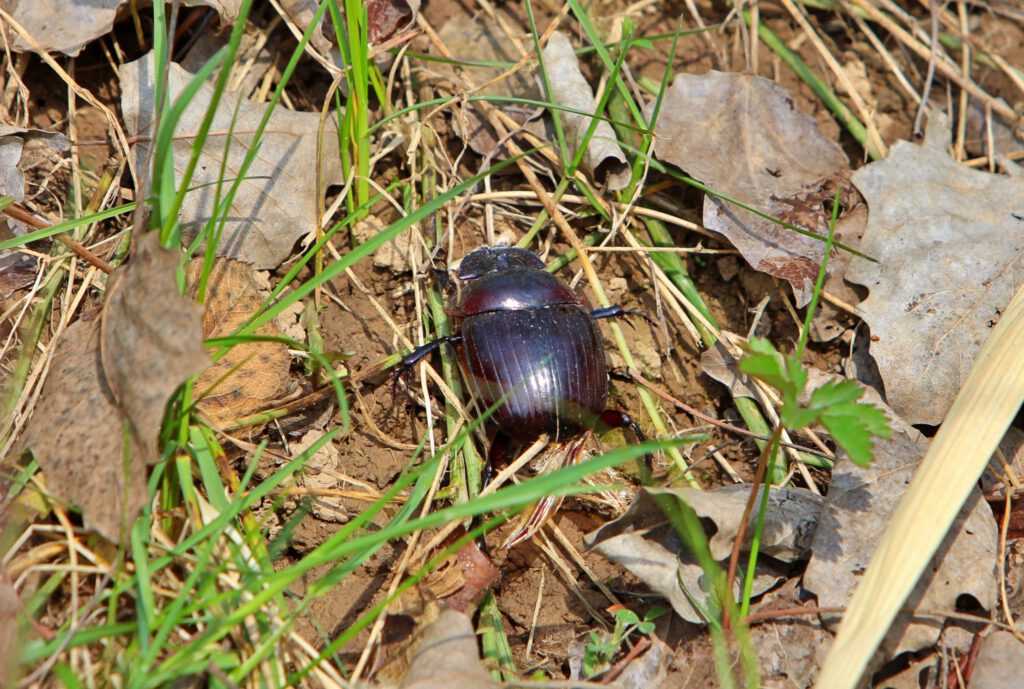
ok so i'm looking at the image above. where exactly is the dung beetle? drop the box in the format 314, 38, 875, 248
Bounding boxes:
397, 245, 647, 545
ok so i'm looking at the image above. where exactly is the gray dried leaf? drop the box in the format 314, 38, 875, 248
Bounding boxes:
120, 52, 344, 269
398, 609, 500, 689
293, 429, 346, 523
748, 579, 832, 689
586, 486, 814, 623
803, 383, 998, 658
5, 1, 235, 56
967, 632, 1024, 689
700, 341, 757, 399
652, 71, 863, 306
846, 113, 1024, 425
0, 125, 69, 271
20, 234, 208, 542
542, 32, 629, 190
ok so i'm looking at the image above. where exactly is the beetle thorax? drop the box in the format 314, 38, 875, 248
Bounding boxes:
455, 268, 582, 316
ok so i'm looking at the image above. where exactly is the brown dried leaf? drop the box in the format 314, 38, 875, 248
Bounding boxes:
653, 72, 862, 306
846, 113, 1024, 425
120, 53, 344, 269
102, 234, 209, 462
18, 318, 146, 541
187, 259, 293, 426
278, 0, 419, 67
19, 234, 207, 542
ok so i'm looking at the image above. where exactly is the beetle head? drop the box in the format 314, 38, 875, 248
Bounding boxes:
456, 246, 544, 280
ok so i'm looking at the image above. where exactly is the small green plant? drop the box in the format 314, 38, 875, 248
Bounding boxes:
739, 338, 892, 467
581, 606, 664, 678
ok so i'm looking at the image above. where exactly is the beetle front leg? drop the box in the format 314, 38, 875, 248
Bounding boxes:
590, 304, 656, 327
392, 335, 462, 396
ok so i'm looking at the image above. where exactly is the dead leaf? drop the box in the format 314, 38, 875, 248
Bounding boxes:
351, 214, 412, 273
967, 631, 1024, 689
4, 1, 237, 56
434, 12, 546, 157
542, 32, 629, 190
18, 318, 145, 540
652, 71, 862, 307
186, 259, 293, 426
585, 486, 815, 623
120, 52, 344, 269
397, 609, 500, 689
846, 113, 1024, 425
802, 383, 998, 658
681, 484, 822, 562
700, 340, 758, 399
20, 234, 208, 541
0, 124, 71, 246
291, 429, 345, 522
0, 580, 19, 688
103, 234, 209, 462
279, 0, 419, 69
748, 579, 832, 689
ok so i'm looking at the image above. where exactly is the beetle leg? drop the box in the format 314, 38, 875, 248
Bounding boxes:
589, 304, 657, 327
391, 335, 462, 397
598, 409, 645, 440
599, 409, 652, 481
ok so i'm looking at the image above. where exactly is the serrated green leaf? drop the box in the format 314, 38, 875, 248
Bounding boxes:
808, 379, 865, 409
823, 414, 876, 467
740, 354, 790, 392
781, 401, 820, 430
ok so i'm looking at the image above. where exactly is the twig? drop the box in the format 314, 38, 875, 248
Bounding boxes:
2, 204, 114, 274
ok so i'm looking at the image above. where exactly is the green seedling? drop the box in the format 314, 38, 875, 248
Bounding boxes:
582, 606, 664, 678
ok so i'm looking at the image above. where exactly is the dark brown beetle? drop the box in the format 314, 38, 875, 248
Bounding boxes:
398, 246, 646, 545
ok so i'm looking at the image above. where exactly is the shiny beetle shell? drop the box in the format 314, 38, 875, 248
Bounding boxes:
452, 247, 608, 442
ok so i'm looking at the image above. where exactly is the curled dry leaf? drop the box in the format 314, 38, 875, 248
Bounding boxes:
186, 259, 293, 427
652, 71, 863, 307
120, 52, 344, 269
803, 380, 998, 659
396, 609, 500, 689
846, 113, 1024, 425
19, 234, 208, 542
586, 486, 819, 623
542, 32, 629, 190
